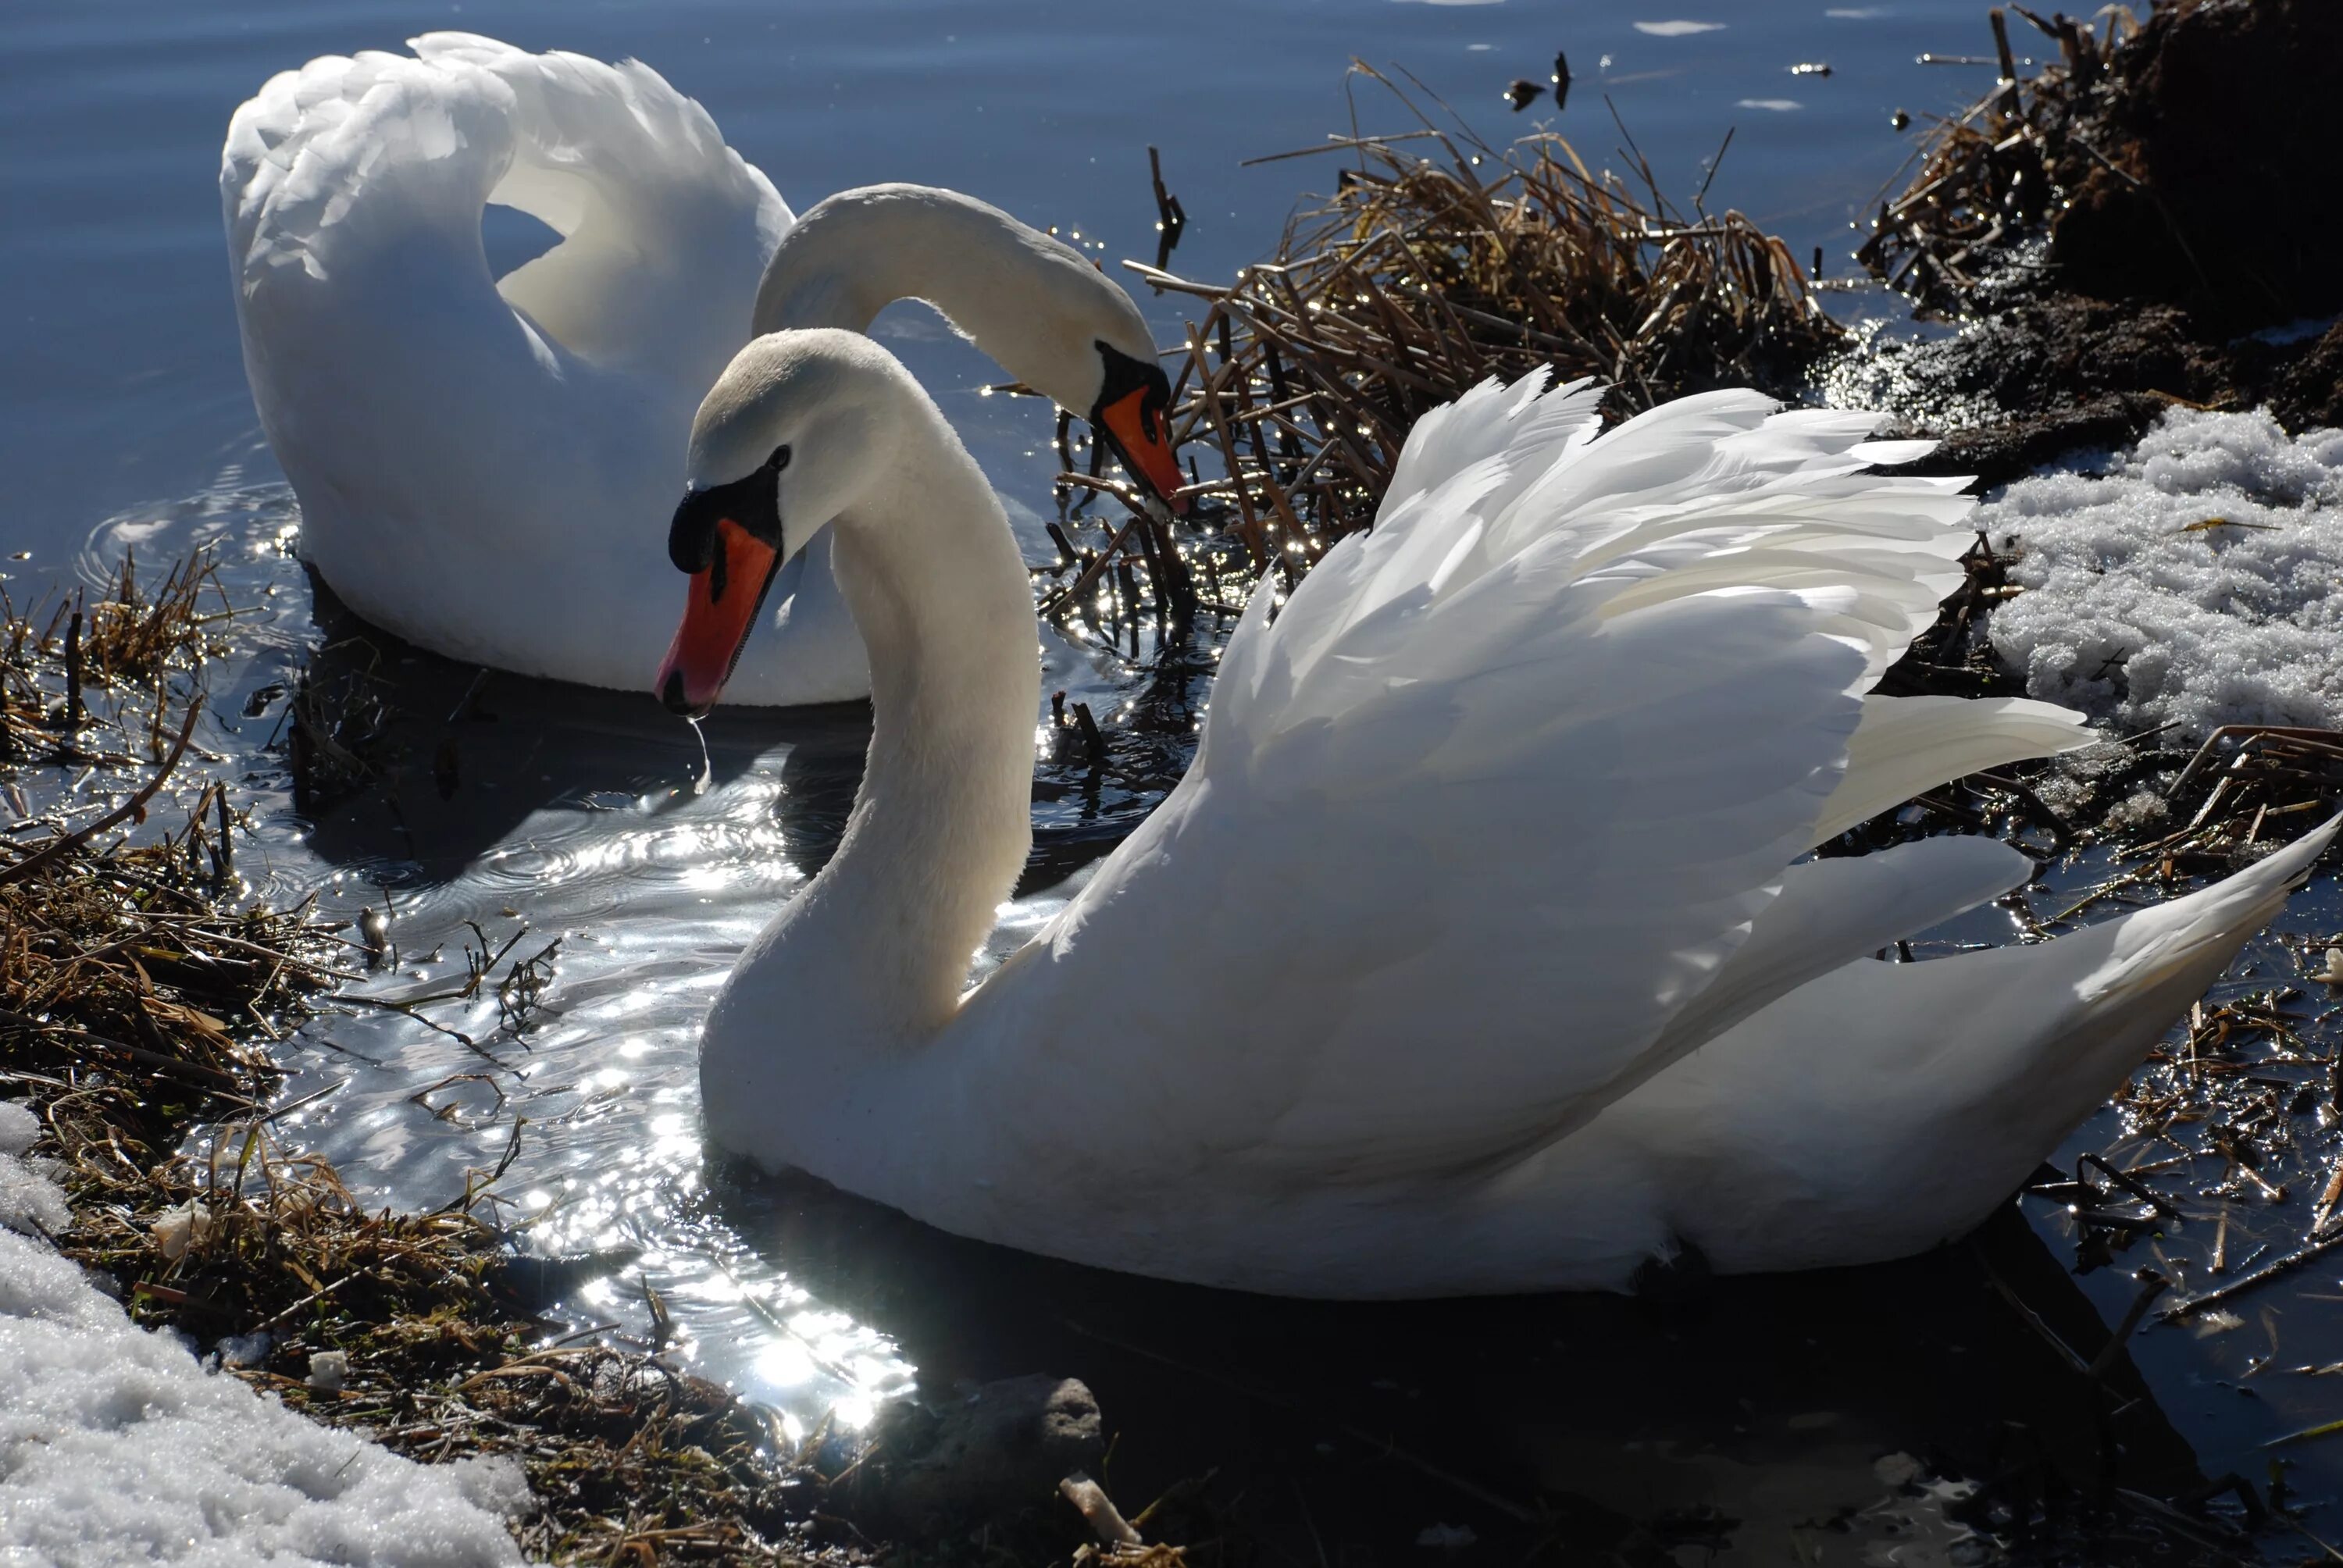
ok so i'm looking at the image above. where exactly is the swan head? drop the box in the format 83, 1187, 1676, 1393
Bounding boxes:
1086, 337, 1186, 518
657, 330, 904, 716
945, 224, 1183, 516
761, 185, 1186, 515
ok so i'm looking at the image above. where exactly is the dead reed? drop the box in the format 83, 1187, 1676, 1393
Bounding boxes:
2128, 725, 2343, 867
1121, 67, 1840, 571
2024, 956, 2343, 1335
1855, 5, 2139, 310
1, 762, 325, 1120
2, 547, 230, 765
2, 547, 305, 1133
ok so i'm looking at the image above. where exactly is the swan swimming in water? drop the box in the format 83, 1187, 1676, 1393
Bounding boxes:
659, 329, 2334, 1299
219, 34, 1182, 706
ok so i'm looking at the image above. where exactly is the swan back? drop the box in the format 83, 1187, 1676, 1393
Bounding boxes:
413, 34, 788, 385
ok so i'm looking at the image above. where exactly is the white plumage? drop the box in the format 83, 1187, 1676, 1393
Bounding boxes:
221, 37, 1161, 704
222, 35, 811, 695
690, 333, 2337, 1297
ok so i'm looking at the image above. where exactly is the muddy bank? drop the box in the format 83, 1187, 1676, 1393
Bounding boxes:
1854, 0, 2343, 483
1853, 297, 2342, 486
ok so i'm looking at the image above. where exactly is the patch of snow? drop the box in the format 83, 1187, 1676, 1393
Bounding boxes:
2102, 789, 2173, 836
1634, 19, 1725, 35
1874, 1452, 1923, 1487
1, 1102, 69, 1238
0, 1155, 70, 1239
0, 1138, 526, 1566
150, 1199, 212, 1262
0, 1101, 38, 1156
1981, 408, 2343, 736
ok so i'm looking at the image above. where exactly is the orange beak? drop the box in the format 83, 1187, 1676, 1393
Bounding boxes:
1097, 387, 1188, 515
656, 518, 779, 716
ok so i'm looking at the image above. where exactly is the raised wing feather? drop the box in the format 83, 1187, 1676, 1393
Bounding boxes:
224, 35, 786, 393
407, 34, 789, 380
980, 372, 2061, 1185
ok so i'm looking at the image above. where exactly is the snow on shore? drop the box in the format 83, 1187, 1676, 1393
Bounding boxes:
0, 1101, 529, 1567
1981, 408, 2343, 737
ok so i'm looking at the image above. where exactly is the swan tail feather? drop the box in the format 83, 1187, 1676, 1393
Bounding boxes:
2078, 811, 2338, 1005
1614, 814, 2340, 1274
406, 32, 788, 369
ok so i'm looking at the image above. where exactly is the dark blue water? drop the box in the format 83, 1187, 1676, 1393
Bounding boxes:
17, 3, 2341, 1561
2, 0, 2000, 535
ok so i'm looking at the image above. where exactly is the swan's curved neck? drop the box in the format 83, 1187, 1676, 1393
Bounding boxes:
729, 392, 1038, 1046
754, 185, 1072, 372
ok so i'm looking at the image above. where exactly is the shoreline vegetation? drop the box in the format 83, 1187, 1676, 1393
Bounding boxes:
9, 1, 2343, 1562
0, 562, 849, 1564
1848, 0, 2343, 483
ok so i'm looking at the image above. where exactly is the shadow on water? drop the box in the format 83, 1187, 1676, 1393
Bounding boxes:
287, 573, 858, 885
708, 1167, 2231, 1564
290, 572, 1176, 895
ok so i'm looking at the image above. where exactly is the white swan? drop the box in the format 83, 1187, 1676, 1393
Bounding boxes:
219, 35, 1180, 706
665, 330, 2335, 1298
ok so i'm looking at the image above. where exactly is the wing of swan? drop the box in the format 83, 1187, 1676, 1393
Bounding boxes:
974, 383, 2081, 1179
936, 376, 2334, 1291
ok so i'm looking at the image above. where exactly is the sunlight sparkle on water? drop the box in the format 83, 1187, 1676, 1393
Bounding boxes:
757, 1339, 817, 1388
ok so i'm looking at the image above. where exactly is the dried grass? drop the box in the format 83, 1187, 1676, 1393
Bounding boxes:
1114, 66, 1841, 582
1030, 70, 1842, 687
48, 1107, 828, 1563
2126, 726, 2343, 868
1, 793, 326, 1114
1, 554, 844, 1566
1855, 5, 2140, 310
2, 548, 229, 765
